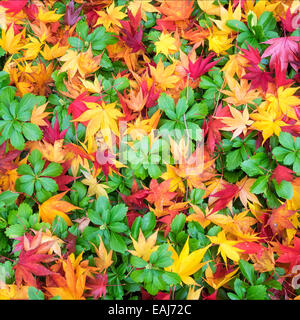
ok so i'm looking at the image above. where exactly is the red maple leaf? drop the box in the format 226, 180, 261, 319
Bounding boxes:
13, 242, 56, 287
280, 7, 300, 33
0, 142, 20, 174
276, 237, 300, 270
271, 165, 295, 186
67, 92, 101, 130
235, 241, 266, 259
209, 183, 239, 214
118, 8, 145, 53
242, 65, 273, 92
42, 118, 68, 144
120, 176, 149, 211
267, 204, 295, 235
141, 288, 170, 300
0, 0, 27, 14
261, 36, 300, 71
203, 103, 231, 153
53, 161, 78, 191
187, 52, 221, 81
86, 274, 108, 299
240, 43, 261, 65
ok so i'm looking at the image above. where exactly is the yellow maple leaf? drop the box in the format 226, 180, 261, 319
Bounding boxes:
149, 58, 180, 91
59, 47, 103, 79
207, 230, 243, 266
197, 0, 220, 16
243, 0, 279, 19
221, 79, 260, 106
221, 53, 248, 85
95, 2, 126, 31
187, 285, 203, 300
207, 26, 233, 56
235, 176, 260, 208
128, 229, 159, 262
30, 103, 51, 127
211, 1, 241, 33
0, 24, 26, 55
155, 32, 178, 56
37, 7, 64, 23
259, 86, 300, 120
41, 43, 69, 61
204, 264, 239, 290
128, 0, 158, 21
250, 109, 286, 144
80, 77, 102, 94
46, 253, 87, 300
71, 100, 123, 149
81, 169, 109, 199
165, 237, 211, 286
91, 236, 113, 272
216, 106, 253, 140
187, 204, 233, 229
39, 191, 80, 226
23, 34, 46, 60
0, 284, 30, 300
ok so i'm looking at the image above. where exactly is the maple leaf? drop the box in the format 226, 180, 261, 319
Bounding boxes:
271, 165, 295, 186
95, 2, 126, 30
40, 43, 69, 61
187, 52, 221, 81
81, 169, 109, 199
0, 142, 20, 174
30, 103, 51, 127
234, 241, 266, 259
65, 0, 82, 26
209, 183, 239, 214
46, 253, 87, 300
207, 230, 243, 266
165, 237, 210, 286
250, 247, 275, 273
141, 288, 170, 300
157, 0, 194, 24
221, 79, 259, 106
204, 263, 239, 290
118, 7, 145, 53
280, 7, 299, 33
128, 229, 159, 262
155, 31, 178, 56
240, 43, 261, 65
0, 284, 30, 300
250, 109, 286, 144
275, 236, 300, 270
13, 241, 56, 287
261, 36, 300, 71
217, 105, 253, 140
0, 0, 27, 14
258, 86, 300, 120
86, 274, 108, 299
53, 161, 78, 191
187, 285, 203, 300
203, 103, 232, 153
59, 47, 103, 79
121, 176, 149, 210
0, 23, 26, 55
127, 0, 158, 21
39, 191, 80, 226
242, 65, 273, 92
211, 2, 241, 34
197, 0, 220, 16
187, 204, 232, 229
71, 100, 123, 149
149, 58, 180, 91
267, 204, 295, 235
91, 236, 113, 272
23, 34, 46, 60
37, 7, 64, 23
207, 26, 233, 56
122, 87, 147, 112
235, 176, 260, 208
145, 179, 177, 211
